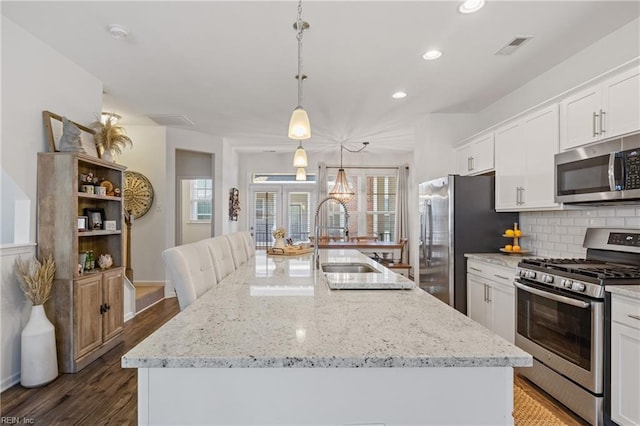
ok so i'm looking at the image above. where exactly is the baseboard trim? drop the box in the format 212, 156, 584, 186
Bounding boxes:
1, 371, 20, 392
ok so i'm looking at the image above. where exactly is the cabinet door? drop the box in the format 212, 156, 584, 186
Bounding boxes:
467, 275, 488, 328
611, 321, 640, 426
495, 122, 524, 210
75, 274, 103, 359
456, 145, 473, 175
602, 67, 640, 140
487, 283, 515, 344
102, 268, 124, 342
522, 104, 560, 209
472, 133, 495, 175
560, 83, 601, 150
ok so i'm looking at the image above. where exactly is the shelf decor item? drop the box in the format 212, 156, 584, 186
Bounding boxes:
272, 227, 287, 249
90, 113, 132, 162
123, 171, 154, 219
14, 254, 58, 387
229, 188, 240, 221
500, 222, 531, 255
43, 111, 99, 158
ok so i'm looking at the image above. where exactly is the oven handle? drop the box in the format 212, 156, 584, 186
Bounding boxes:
514, 281, 591, 308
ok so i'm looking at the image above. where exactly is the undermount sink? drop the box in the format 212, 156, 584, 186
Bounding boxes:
321, 263, 380, 273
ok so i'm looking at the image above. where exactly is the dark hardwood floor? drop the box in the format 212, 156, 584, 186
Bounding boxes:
0, 298, 180, 425
2, 297, 588, 425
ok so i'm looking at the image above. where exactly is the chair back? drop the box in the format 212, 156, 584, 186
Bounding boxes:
226, 232, 249, 268
204, 236, 236, 282
162, 240, 217, 311
239, 231, 256, 258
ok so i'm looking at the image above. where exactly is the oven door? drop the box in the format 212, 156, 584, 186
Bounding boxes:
515, 280, 604, 394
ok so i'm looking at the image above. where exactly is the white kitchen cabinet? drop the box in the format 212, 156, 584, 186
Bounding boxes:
610, 292, 640, 426
560, 67, 640, 151
495, 104, 560, 211
456, 132, 494, 176
466, 259, 516, 343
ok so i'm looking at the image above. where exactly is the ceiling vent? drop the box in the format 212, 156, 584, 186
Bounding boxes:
145, 114, 195, 126
495, 36, 532, 56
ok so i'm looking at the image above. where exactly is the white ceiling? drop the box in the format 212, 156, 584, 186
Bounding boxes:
3, 1, 639, 154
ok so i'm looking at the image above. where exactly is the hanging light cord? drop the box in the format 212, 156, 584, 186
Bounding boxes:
296, 0, 304, 108
340, 142, 369, 167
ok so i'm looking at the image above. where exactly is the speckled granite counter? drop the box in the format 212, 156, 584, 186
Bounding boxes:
124, 249, 531, 425
465, 252, 537, 269
607, 285, 640, 300
123, 249, 530, 369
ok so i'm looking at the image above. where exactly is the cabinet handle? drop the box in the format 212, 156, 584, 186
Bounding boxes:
470, 267, 482, 272
470, 156, 475, 171
628, 314, 640, 321
593, 111, 600, 136
468, 156, 472, 172
105, 303, 111, 312
494, 274, 510, 280
100, 303, 107, 314
486, 285, 491, 303
600, 109, 606, 134
483, 284, 487, 302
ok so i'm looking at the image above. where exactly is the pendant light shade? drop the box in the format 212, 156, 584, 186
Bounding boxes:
293, 143, 308, 167
296, 167, 307, 181
289, 107, 311, 140
329, 169, 354, 202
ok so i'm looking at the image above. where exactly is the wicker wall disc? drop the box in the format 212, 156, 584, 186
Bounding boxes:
123, 171, 154, 218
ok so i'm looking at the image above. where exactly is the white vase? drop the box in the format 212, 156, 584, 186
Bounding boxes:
273, 237, 286, 249
21, 304, 58, 387
101, 150, 114, 162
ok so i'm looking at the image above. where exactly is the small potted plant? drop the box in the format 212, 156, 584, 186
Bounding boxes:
14, 254, 58, 387
272, 227, 287, 249
90, 115, 133, 161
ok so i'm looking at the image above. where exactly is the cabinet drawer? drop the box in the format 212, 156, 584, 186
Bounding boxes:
467, 260, 516, 288
611, 293, 640, 330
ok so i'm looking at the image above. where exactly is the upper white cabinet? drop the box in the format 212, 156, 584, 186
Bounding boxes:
560, 67, 640, 151
456, 132, 494, 176
495, 104, 560, 211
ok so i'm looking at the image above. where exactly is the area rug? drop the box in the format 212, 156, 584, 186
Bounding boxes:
513, 380, 566, 425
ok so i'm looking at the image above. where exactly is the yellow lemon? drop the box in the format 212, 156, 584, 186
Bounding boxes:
513, 245, 521, 252
514, 230, 522, 237
505, 229, 515, 237
504, 245, 513, 251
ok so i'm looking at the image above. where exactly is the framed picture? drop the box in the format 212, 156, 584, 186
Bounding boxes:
83, 208, 105, 230
104, 220, 117, 231
43, 111, 100, 159
77, 216, 88, 231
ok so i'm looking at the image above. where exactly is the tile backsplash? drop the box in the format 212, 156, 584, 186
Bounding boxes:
519, 205, 640, 258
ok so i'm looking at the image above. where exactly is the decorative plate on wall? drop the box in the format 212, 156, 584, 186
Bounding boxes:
123, 171, 154, 218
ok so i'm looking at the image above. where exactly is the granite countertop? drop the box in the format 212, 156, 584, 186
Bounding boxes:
122, 249, 531, 369
464, 252, 537, 269
607, 285, 640, 300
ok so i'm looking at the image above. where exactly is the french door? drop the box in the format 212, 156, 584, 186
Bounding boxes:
249, 185, 314, 248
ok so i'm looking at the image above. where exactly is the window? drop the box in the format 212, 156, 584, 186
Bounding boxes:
190, 179, 212, 221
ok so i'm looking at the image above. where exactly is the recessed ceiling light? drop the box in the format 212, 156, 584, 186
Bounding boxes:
108, 24, 129, 40
458, 0, 485, 14
422, 50, 442, 61
392, 91, 407, 99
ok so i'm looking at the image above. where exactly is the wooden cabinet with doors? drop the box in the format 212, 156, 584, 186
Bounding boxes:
37, 152, 126, 373
456, 132, 495, 176
560, 66, 640, 151
495, 104, 560, 211
466, 259, 516, 343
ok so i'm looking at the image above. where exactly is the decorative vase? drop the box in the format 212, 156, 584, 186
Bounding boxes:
101, 150, 114, 162
273, 237, 286, 249
21, 304, 58, 387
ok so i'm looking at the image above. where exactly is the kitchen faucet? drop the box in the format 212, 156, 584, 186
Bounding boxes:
314, 196, 349, 269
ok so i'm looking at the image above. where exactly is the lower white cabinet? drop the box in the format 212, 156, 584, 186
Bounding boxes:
466, 259, 516, 343
610, 292, 640, 426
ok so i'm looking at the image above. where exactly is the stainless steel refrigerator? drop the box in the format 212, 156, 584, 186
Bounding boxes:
419, 175, 518, 314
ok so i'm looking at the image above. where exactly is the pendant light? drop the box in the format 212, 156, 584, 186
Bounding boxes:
329, 142, 369, 202
293, 141, 308, 167
296, 167, 307, 181
288, 0, 311, 140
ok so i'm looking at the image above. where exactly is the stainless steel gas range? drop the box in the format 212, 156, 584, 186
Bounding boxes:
514, 228, 640, 425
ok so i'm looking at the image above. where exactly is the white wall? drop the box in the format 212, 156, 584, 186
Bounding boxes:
1, 17, 102, 390
118, 126, 167, 283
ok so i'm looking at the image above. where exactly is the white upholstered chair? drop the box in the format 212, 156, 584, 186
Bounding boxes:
162, 240, 217, 311
204, 236, 236, 282
226, 232, 249, 268
239, 231, 256, 258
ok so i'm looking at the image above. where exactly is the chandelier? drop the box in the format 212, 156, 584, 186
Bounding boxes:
329, 142, 369, 202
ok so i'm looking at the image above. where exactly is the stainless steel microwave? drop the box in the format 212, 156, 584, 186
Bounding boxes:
555, 133, 640, 203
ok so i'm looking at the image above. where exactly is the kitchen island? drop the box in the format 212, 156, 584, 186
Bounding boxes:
123, 249, 531, 425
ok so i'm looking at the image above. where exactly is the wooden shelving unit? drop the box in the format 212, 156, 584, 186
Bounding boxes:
37, 153, 127, 373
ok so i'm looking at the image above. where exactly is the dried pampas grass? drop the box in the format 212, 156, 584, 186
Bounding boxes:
14, 254, 56, 305
90, 119, 133, 155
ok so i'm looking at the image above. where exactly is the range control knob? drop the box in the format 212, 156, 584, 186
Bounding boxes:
526, 271, 537, 280
562, 279, 573, 289
572, 282, 586, 292
542, 274, 554, 284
